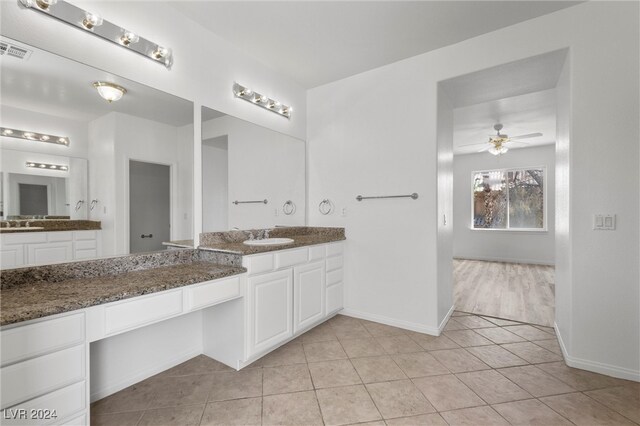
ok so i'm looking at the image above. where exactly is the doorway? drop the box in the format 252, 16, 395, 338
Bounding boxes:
129, 160, 171, 253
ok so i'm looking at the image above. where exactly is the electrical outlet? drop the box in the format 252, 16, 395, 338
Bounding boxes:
341, 207, 347, 217
275, 208, 279, 217
593, 214, 616, 230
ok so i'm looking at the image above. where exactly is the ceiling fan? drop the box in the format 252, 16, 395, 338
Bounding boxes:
462, 124, 543, 156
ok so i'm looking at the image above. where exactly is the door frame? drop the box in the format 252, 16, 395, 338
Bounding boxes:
124, 157, 177, 254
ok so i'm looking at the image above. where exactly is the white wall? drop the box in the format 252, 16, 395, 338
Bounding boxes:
202, 137, 229, 232
453, 145, 556, 265
308, 2, 639, 379
202, 115, 306, 230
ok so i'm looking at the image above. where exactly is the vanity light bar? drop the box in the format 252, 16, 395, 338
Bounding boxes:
1, 127, 70, 146
233, 83, 292, 119
26, 162, 69, 171
18, 0, 173, 69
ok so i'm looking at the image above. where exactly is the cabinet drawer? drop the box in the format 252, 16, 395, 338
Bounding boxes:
2, 381, 85, 425
326, 255, 344, 272
105, 290, 183, 335
185, 276, 241, 311
1, 313, 85, 367
275, 248, 308, 269
73, 230, 97, 241
244, 253, 274, 275
1, 233, 46, 245
327, 268, 343, 287
27, 242, 73, 266
74, 240, 96, 250
326, 242, 344, 257
308, 245, 325, 261
47, 232, 73, 243
326, 283, 344, 315
0, 345, 85, 410
74, 249, 97, 260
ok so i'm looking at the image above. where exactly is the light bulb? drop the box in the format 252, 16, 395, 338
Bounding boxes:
58, 137, 68, 145
23, 132, 35, 139
35, 0, 57, 10
152, 46, 169, 59
120, 31, 139, 46
82, 12, 103, 29
39, 164, 46, 168
40, 135, 50, 141
2, 128, 13, 135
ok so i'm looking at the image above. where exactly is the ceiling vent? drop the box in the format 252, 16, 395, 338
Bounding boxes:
0, 41, 32, 60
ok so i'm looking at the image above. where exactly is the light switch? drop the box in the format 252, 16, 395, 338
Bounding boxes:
593, 214, 616, 230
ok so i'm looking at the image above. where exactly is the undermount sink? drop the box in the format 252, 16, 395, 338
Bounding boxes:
243, 238, 294, 246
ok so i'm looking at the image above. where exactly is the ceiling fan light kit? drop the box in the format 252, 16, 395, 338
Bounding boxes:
460, 123, 543, 156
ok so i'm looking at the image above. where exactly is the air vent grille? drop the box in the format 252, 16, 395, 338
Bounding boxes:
0, 42, 32, 60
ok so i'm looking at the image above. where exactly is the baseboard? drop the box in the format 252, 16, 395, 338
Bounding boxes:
90, 346, 202, 402
340, 308, 439, 336
454, 255, 555, 266
438, 305, 455, 335
554, 322, 640, 382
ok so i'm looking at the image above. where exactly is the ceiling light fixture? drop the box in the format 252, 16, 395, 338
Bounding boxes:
233, 82, 292, 119
1, 126, 70, 146
93, 81, 127, 103
488, 146, 508, 156
19, 0, 174, 69
26, 161, 69, 171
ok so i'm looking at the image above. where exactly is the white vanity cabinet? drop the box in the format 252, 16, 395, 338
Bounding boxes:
0, 231, 102, 268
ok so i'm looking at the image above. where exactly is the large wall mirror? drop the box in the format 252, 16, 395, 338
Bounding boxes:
201, 106, 306, 232
0, 36, 194, 260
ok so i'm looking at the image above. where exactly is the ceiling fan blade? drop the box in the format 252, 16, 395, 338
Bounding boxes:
504, 140, 530, 145
459, 142, 489, 147
477, 145, 492, 152
510, 132, 543, 140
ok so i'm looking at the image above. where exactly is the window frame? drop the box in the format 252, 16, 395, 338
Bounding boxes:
470, 165, 548, 233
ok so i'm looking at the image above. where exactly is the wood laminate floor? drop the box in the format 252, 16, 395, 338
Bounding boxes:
453, 259, 555, 327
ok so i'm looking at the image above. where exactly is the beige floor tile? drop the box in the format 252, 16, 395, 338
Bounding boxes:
407, 332, 460, 351
481, 316, 523, 326
147, 374, 215, 409
503, 325, 555, 341
452, 311, 473, 317
344, 422, 386, 426
501, 342, 563, 363
332, 323, 373, 340
536, 362, 634, 391
138, 404, 205, 425
474, 327, 526, 344
392, 352, 450, 378
308, 359, 362, 388
366, 380, 436, 419
303, 340, 348, 362
263, 390, 324, 425
385, 413, 448, 425
430, 349, 490, 373
361, 320, 408, 337
466, 345, 528, 368
585, 386, 640, 423
263, 363, 313, 395
159, 355, 233, 377
456, 369, 532, 404
208, 369, 262, 402
339, 337, 386, 358
301, 322, 338, 343
492, 399, 573, 425
453, 315, 495, 329
540, 392, 636, 425
412, 374, 485, 412
439, 406, 510, 426
258, 340, 307, 367
376, 335, 424, 354
533, 325, 556, 334
91, 411, 144, 426
444, 330, 494, 347
532, 338, 562, 355
497, 365, 576, 397
316, 384, 382, 426
351, 355, 407, 383
91, 379, 158, 414
329, 314, 362, 328
443, 318, 468, 331
200, 398, 262, 425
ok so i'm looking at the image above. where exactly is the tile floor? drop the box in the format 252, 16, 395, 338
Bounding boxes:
91, 312, 639, 425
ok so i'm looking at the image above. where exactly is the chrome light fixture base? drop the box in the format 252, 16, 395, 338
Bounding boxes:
26, 161, 69, 171
233, 82, 292, 119
18, 0, 173, 69
1, 126, 70, 146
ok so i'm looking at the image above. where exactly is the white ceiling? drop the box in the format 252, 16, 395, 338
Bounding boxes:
169, 1, 581, 88
0, 37, 193, 127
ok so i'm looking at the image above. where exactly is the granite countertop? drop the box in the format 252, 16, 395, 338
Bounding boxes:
0, 220, 101, 233
199, 227, 345, 255
162, 239, 195, 248
0, 250, 245, 326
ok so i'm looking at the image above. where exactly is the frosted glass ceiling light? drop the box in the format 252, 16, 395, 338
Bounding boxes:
232, 82, 292, 119
0, 126, 70, 146
93, 81, 126, 103
488, 146, 508, 156
19, 0, 174, 69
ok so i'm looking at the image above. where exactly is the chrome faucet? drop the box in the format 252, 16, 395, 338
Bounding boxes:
264, 229, 270, 239
248, 232, 255, 240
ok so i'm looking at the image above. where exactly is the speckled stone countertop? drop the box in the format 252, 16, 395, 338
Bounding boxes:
0, 220, 101, 233
0, 249, 245, 326
162, 239, 195, 248
199, 227, 345, 255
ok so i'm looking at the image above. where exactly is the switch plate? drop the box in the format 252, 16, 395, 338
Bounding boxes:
593, 214, 616, 230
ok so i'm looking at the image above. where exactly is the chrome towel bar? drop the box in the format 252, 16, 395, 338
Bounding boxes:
356, 193, 419, 201
233, 199, 268, 205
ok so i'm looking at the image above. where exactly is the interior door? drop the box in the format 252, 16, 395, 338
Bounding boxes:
129, 161, 170, 253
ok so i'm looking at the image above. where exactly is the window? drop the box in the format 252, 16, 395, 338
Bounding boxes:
472, 167, 545, 230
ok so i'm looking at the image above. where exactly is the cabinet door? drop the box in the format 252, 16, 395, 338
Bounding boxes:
0, 244, 25, 269
293, 261, 326, 333
248, 269, 293, 357
27, 242, 73, 266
